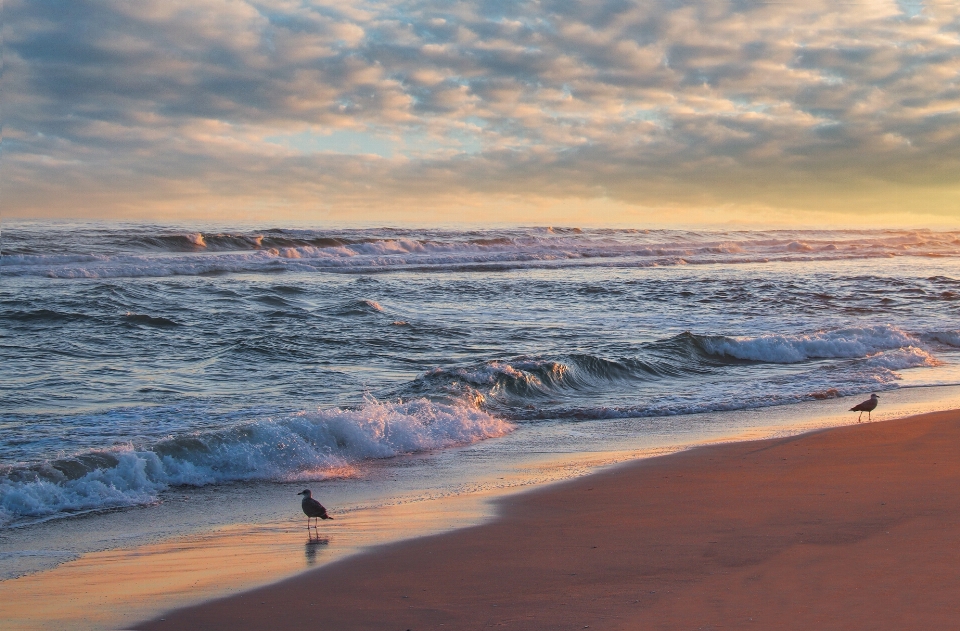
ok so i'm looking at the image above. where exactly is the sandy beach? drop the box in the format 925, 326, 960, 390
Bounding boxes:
132, 408, 960, 630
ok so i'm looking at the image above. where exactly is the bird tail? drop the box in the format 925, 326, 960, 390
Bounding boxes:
323, 515, 334, 520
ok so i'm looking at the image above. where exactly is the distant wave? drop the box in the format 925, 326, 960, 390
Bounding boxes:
4, 309, 98, 324
0, 399, 512, 527
122, 312, 181, 327
3, 228, 959, 279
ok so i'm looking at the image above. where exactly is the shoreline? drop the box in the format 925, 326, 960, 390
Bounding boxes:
4, 387, 960, 630
135, 407, 960, 630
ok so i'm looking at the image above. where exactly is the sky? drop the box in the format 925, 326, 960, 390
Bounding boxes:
4, 0, 960, 227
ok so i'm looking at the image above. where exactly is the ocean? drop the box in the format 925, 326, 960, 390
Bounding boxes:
2, 223, 960, 580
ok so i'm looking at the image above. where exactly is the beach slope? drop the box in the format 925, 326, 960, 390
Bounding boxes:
136, 410, 960, 630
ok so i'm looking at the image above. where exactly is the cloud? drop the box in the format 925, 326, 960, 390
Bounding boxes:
5, 0, 960, 224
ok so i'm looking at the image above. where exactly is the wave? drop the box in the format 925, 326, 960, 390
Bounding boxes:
404, 353, 682, 410
0, 399, 512, 527
924, 331, 960, 348
122, 312, 181, 328
389, 324, 945, 421
3, 309, 96, 324
332, 298, 385, 316
403, 355, 910, 423
2, 321, 953, 526
3, 228, 959, 279
692, 326, 925, 364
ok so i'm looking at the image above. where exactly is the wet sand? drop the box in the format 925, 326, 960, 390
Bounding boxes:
136, 409, 960, 630
0, 495, 494, 631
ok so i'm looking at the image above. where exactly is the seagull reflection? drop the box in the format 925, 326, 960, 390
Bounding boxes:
305, 534, 329, 565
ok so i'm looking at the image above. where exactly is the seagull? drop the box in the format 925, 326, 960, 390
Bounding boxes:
850, 393, 879, 422
297, 489, 333, 528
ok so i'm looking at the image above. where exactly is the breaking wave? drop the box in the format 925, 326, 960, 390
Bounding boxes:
389, 324, 947, 421
4, 227, 959, 279
924, 330, 960, 348
693, 326, 930, 364
0, 399, 512, 527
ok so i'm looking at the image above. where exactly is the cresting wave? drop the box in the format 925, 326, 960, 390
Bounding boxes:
4, 228, 959, 278
0, 399, 512, 527
395, 325, 957, 420
694, 326, 944, 365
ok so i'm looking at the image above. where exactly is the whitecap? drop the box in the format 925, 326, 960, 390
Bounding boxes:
0, 399, 513, 526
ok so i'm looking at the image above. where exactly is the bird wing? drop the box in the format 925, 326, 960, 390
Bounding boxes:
305, 497, 329, 517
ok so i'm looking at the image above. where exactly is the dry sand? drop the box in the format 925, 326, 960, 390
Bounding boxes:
135, 409, 960, 630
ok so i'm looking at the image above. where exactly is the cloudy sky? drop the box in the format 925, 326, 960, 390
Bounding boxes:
5, 0, 960, 226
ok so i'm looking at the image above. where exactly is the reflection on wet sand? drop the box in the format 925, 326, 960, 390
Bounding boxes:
305, 535, 329, 565
0, 491, 493, 631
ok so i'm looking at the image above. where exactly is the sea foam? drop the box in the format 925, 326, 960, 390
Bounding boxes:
3, 228, 959, 279
696, 326, 920, 364
0, 399, 512, 526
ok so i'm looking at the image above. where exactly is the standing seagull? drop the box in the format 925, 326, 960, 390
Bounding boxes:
850, 394, 879, 422
297, 489, 333, 528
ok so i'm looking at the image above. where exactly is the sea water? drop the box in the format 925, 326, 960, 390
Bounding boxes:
2, 224, 959, 572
